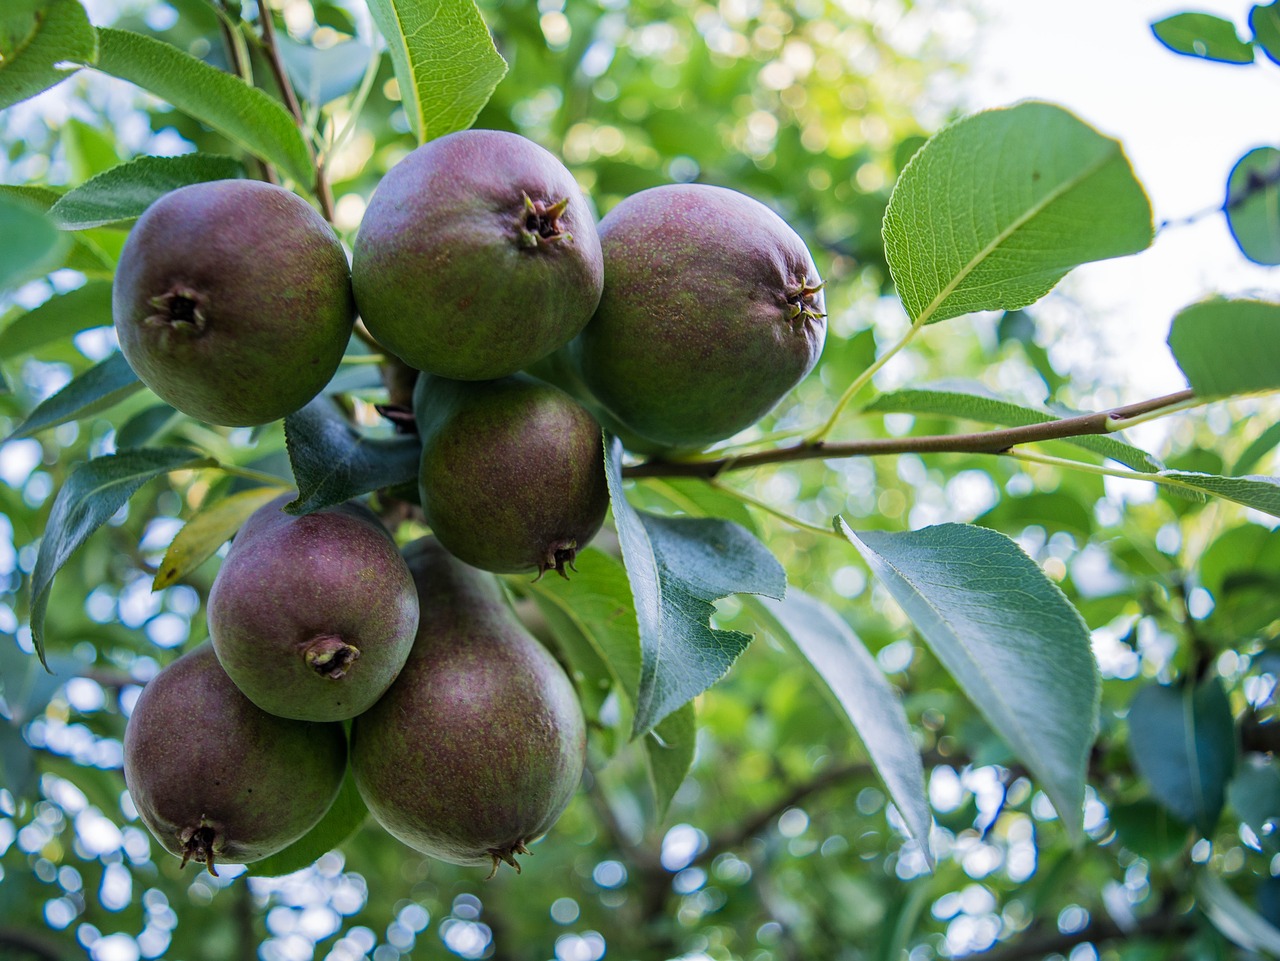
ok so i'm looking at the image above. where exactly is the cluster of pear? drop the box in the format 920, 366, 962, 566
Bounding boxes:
113, 127, 826, 875
124, 511, 586, 878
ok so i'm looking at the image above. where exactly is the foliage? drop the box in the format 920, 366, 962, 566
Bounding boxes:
0, 1, 1279, 960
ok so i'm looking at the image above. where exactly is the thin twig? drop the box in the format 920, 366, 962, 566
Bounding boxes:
624, 389, 1198, 480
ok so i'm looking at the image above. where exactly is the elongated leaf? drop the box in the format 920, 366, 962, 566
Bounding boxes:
606, 437, 786, 737
883, 102, 1153, 325
1152, 12, 1256, 63
755, 590, 932, 854
91, 28, 312, 183
1163, 470, 1280, 517
840, 519, 1099, 840
277, 34, 371, 105
6, 352, 141, 441
49, 153, 246, 230
1128, 678, 1236, 835
152, 485, 293, 590
0, 194, 67, 291
1169, 299, 1280, 397
250, 770, 368, 877
114, 403, 178, 449
866, 388, 1161, 472
0, 279, 113, 357
0, 0, 96, 110
645, 701, 696, 819
283, 397, 421, 515
526, 547, 641, 709
1225, 148, 1280, 265
30, 447, 210, 665
366, 0, 507, 143
1196, 873, 1280, 955
1229, 763, 1280, 845
1252, 1, 1280, 65
1234, 422, 1280, 475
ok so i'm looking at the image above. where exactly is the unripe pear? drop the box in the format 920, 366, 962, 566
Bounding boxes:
414, 374, 608, 577
207, 495, 420, 722
573, 183, 826, 449
112, 179, 355, 427
349, 538, 587, 876
123, 644, 347, 875
351, 129, 603, 380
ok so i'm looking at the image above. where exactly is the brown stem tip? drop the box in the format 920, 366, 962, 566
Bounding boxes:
304, 636, 361, 679
535, 540, 579, 581
178, 824, 220, 877
146, 287, 209, 334
485, 840, 534, 880
519, 193, 573, 248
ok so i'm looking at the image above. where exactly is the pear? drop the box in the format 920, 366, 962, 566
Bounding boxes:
349, 538, 586, 876
414, 374, 608, 577
113, 179, 355, 427
122, 644, 347, 875
351, 129, 603, 380
572, 183, 826, 449
207, 495, 420, 722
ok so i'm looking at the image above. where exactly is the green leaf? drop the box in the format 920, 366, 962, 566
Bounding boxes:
152, 484, 293, 590
1234, 422, 1280, 475
5, 352, 142, 441
0, 0, 96, 111
115, 403, 178, 449
250, 769, 368, 877
0, 279, 113, 357
49, 153, 247, 230
754, 590, 932, 854
645, 701, 695, 820
91, 28, 313, 184
1196, 873, 1280, 955
1163, 470, 1280, 517
0, 635, 75, 722
866, 388, 1161, 472
1251, 1, 1280, 65
0, 193, 68, 292
283, 397, 421, 515
1225, 149, 1280, 266
605, 436, 786, 737
29, 447, 210, 666
840, 519, 1099, 841
1108, 800, 1190, 862
1128, 678, 1236, 836
882, 101, 1153, 325
526, 546, 641, 720
1152, 13, 1256, 64
1169, 300, 1280, 396
365, 0, 508, 143
0, 721, 37, 802
1229, 763, 1280, 845
277, 34, 372, 105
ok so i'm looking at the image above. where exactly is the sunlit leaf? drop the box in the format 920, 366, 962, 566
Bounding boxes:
1152, 12, 1255, 63
0, 0, 96, 110
152, 485, 293, 590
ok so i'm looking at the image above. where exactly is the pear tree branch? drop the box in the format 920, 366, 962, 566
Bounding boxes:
622, 389, 1199, 480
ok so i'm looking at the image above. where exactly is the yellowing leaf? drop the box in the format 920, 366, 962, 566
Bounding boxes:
153, 486, 291, 590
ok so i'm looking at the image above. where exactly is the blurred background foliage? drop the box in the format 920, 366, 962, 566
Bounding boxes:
2, 1, 1279, 960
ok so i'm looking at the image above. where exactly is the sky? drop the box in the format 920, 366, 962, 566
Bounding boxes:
963, 0, 1278, 399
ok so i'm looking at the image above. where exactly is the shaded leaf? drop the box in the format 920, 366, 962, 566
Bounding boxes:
755, 590, 932, 854
1229, 762, 1280, 846
0, 721, 37, 802
366, 0, 507, 143
0, 635, 76, 721
5, 351, 142, 441
1169, 299, 1280, 396
250, 770, 368, 877
277, 34, 371, 105
114, 403, 178, 449
645, 701, 695, 820
1128, 678, 1236, 836
882, 101, 1153, 325
1152, 12, 1255, 63
866, 388, 1160, 472
92, 28, 312, 183
0, 193, 67, 292
0, 279, 113, 357
0, 0, 96, 111
840, 519, 1099, 840
1163, 470, 1280, 518
152, 485, 293, 590
1235, 422, 1280, 475
1252, 1, 1280, 65
606, 436, 786, 737
49, 153, 247, 230
1225, 147, 1280, 266
283, 397, 421, 515
1196, 873, 1280, 955
1108, 800, 1190, 863
30, 447, 210, 665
